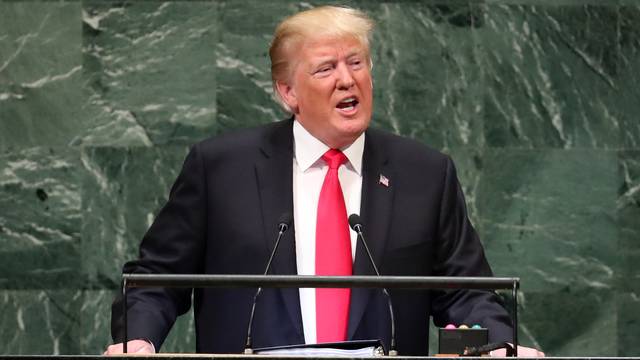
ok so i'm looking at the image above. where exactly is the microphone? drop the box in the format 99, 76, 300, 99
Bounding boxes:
244, 213, 292, 354
348, 214, 398, 356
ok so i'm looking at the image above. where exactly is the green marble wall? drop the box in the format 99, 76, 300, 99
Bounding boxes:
0, 0, 638, 356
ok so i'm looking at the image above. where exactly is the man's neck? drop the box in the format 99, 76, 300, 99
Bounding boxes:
292, 119, 364, 175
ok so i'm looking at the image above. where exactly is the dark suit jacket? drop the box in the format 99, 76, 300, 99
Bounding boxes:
111, 119, 513, 355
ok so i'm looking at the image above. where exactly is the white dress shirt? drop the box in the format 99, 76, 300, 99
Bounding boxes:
292, 120, 365, 344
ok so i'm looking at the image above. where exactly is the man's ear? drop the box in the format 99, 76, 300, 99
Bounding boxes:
275, 80, 298, 113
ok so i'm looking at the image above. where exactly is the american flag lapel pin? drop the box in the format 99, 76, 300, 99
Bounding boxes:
378, 174, 390, 187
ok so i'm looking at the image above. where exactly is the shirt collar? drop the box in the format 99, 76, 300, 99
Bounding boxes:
293, 119, 364, 175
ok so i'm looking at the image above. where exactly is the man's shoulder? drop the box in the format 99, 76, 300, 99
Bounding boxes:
192, 119, 292, 158
366, 126, 450, 165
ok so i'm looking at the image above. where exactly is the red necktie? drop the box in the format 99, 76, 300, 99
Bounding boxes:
316, 149, 352, 343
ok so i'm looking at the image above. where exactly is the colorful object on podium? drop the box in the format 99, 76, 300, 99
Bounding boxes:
438, 324, 489, 355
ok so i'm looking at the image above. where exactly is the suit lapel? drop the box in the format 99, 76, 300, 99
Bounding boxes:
254, 120, 304, 339
348, 129, 395, 340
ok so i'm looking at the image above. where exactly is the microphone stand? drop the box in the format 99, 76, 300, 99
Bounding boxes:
349, 214, 398, 356
244, 214, 291, 354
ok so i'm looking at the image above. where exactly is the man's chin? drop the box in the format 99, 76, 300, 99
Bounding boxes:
329, 125, 369, 148
340, 118, 370, 135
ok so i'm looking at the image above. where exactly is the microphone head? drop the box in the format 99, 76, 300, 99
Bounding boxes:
277, 212, 292, 231
348, 214, 362, 231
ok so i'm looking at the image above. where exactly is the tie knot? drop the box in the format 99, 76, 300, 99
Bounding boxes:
322, 149, 347, 169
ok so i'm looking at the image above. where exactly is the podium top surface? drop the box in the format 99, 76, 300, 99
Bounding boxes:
0, 356, 638, 360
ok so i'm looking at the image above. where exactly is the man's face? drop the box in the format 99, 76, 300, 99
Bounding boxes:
276, 36, 373, 149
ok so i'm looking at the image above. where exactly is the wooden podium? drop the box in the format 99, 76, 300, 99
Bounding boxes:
0, 356, 635, 359
120, 274, 520, 356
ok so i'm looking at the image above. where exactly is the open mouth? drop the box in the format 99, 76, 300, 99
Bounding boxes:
336, 97, 359, 112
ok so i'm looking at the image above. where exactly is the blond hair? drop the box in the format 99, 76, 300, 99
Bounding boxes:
269, 6, 375, 112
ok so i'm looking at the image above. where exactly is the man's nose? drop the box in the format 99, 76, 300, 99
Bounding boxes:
336, 63, 355, 89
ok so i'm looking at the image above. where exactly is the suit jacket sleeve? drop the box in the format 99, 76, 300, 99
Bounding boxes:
430, 156, 513, 343
111, 143, 207, 350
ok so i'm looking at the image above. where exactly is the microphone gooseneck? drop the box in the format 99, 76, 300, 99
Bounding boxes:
244, 213, 292, 354
348, 214, 398, 356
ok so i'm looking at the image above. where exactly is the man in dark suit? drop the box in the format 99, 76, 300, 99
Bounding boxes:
106, 5, 543, 357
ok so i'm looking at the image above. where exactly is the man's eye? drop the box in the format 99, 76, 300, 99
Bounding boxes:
313, 67, 332, 76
